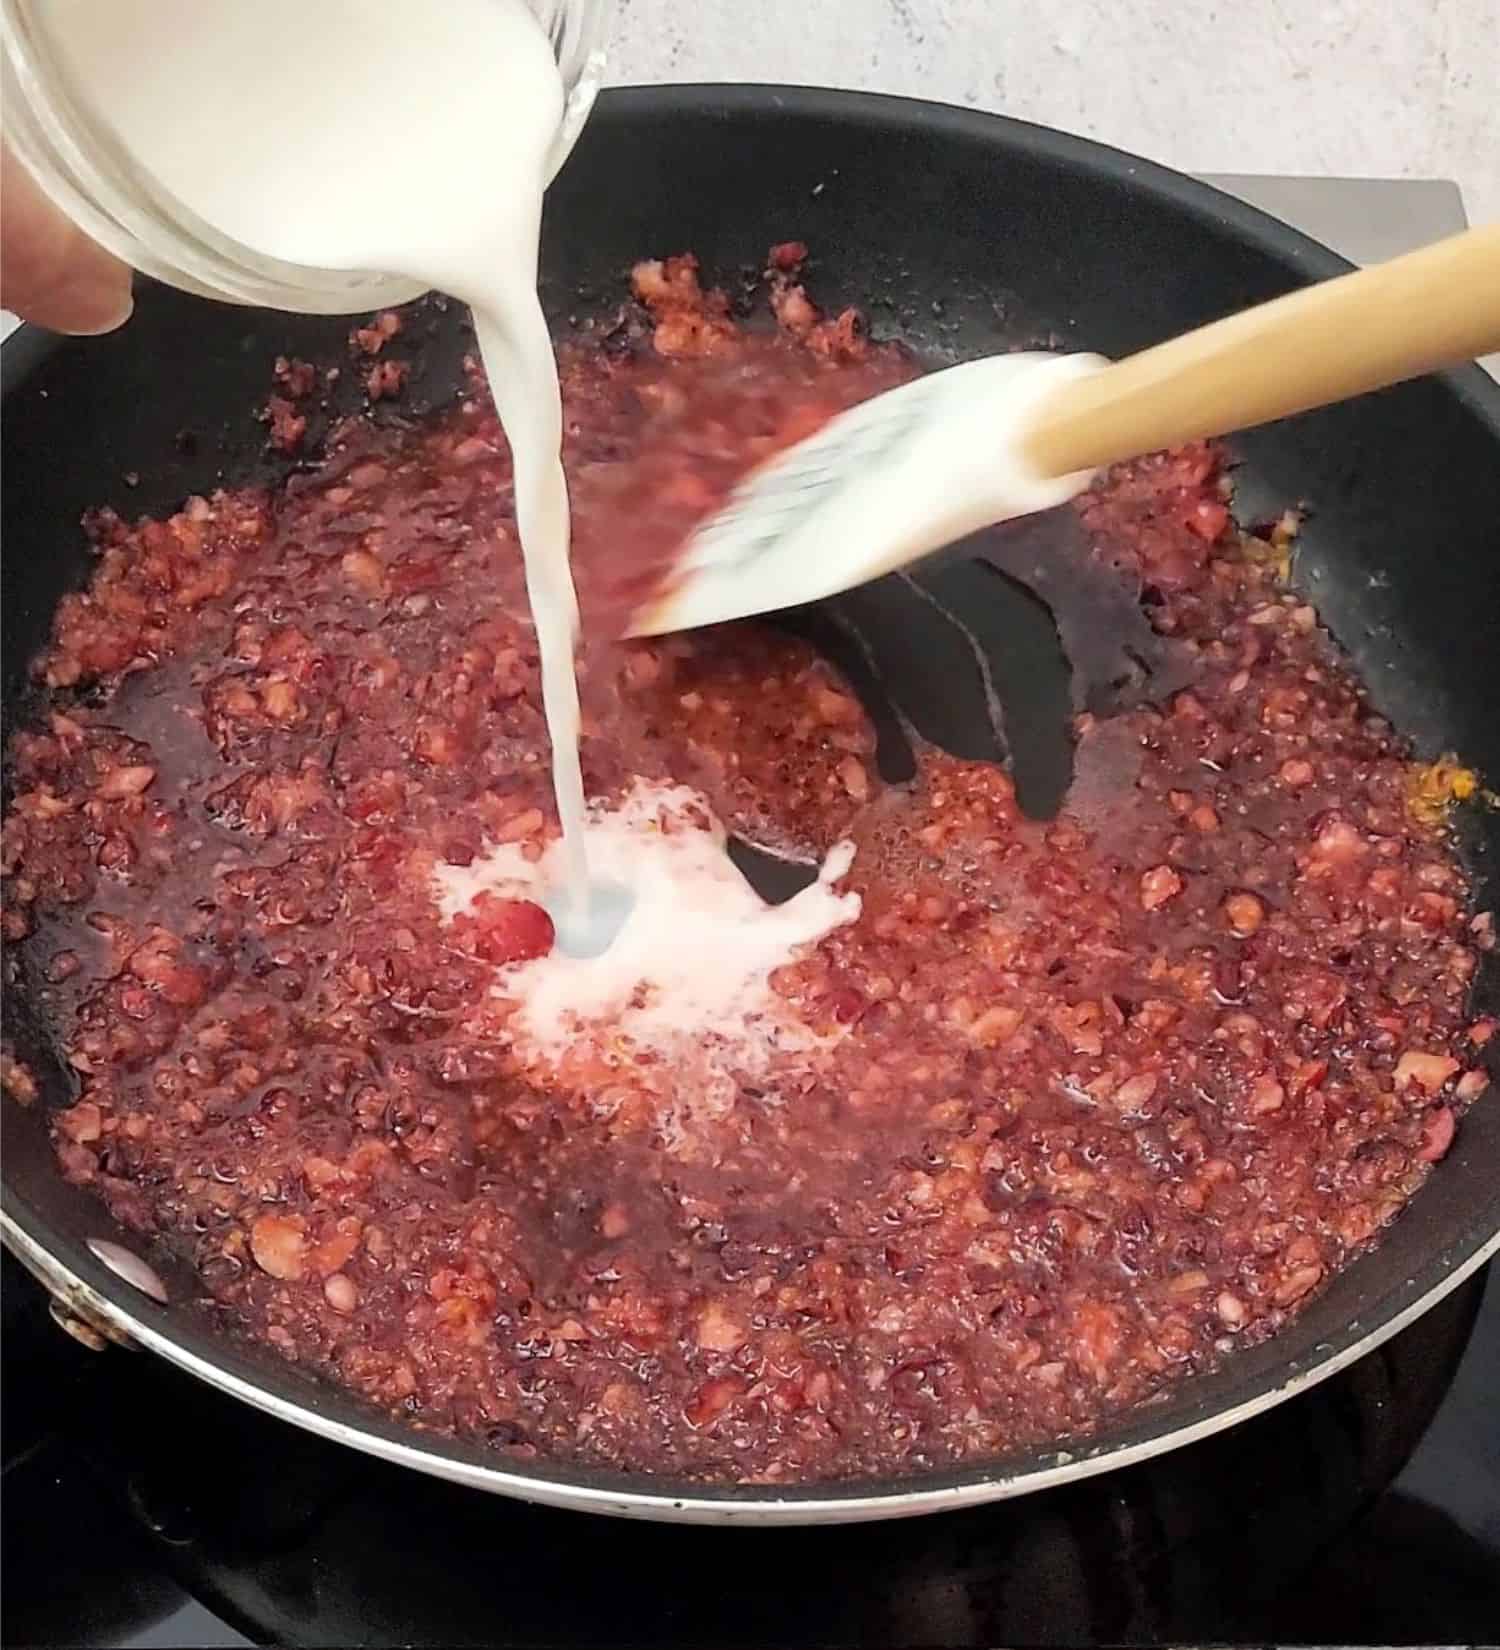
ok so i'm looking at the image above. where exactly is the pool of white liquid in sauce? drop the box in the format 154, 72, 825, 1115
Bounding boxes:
435, 781, 861, 1072
46, 0, 606, 940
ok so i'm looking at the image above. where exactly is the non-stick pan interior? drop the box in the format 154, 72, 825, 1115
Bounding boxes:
4, 87, 1499, 1517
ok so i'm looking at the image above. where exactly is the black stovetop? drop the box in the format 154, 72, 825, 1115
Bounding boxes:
3, 1248, 1496, 1648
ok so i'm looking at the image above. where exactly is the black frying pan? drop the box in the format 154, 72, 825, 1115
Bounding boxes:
4, 86, 1499, 1523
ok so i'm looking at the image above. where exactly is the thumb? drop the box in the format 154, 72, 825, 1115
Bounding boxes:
2, 144, 134, 334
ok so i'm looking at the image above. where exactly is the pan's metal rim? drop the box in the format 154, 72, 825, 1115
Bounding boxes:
4, 81, 1499, 1524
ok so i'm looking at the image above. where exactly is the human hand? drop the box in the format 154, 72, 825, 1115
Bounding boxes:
2, 144, 133, 333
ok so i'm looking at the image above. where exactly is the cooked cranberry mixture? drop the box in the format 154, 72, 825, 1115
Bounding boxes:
2, 251, 1492, 1484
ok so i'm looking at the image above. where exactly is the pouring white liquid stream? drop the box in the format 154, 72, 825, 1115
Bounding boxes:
41, 0, 1124, 1003
40, 0, 1116, 950
43, 0, 608, 948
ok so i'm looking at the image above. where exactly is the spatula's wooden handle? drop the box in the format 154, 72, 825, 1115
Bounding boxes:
1022, 222, 1500, 479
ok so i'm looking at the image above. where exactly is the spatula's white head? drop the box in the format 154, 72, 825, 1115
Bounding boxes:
628, 350, 1108, 637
